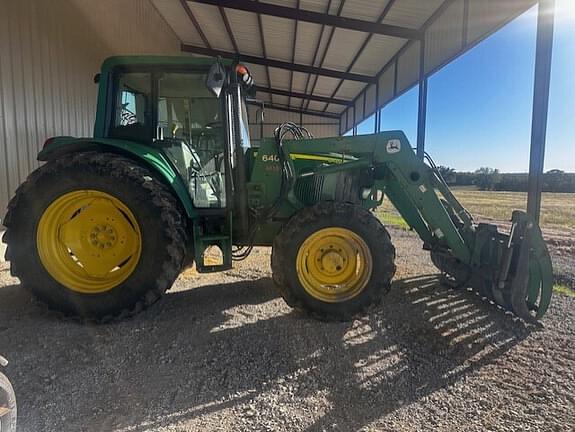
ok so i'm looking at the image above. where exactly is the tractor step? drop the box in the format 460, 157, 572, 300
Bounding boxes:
193, 221, 233, 273
198, 235, 231, 241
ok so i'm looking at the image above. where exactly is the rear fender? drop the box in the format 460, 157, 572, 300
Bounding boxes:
38, 137, 196, 218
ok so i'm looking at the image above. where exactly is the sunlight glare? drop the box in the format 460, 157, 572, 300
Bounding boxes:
555, 0, 575, 21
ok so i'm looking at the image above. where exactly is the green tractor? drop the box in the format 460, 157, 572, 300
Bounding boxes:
2, 56, 553, 323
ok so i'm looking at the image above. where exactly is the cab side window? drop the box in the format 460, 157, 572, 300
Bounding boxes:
110, 72, 152, 142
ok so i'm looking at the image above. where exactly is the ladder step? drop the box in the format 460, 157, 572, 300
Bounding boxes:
196, 263, 232, 273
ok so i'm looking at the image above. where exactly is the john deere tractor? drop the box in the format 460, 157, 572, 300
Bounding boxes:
2, 56, 553, 323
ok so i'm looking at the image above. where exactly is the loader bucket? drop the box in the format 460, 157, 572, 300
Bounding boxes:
474, 210, 553, 323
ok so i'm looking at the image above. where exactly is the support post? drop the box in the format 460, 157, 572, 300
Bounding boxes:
375, 80, 380, 134
527, 0, 555, 221
416, 38, 428, 159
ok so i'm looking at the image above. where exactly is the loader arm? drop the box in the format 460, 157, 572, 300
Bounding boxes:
280, 131, 553, 322
283, 131, 471, 261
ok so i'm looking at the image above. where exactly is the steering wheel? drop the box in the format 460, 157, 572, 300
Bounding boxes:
204, 121, 222, 129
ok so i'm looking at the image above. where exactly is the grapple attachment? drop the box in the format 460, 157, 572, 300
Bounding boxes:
488, 210, 553, 322
433, 211, 553, 323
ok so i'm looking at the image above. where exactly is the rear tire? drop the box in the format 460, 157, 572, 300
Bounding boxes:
0, 372, 17, 432
272, 201, 396, 320
2, 152, 187, 321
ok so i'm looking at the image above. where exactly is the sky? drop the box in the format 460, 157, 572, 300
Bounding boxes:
354, 0, 575, 173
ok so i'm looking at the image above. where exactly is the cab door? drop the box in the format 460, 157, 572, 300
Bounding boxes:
155, 71, 229, 210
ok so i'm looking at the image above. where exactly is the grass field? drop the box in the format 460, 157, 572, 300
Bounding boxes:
376, 186, 575, 230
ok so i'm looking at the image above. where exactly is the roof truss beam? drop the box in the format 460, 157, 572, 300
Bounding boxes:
191, 0, 421, 40
181, 44, 376, 83
247, 101, 340, 119
254, 86, 352, 106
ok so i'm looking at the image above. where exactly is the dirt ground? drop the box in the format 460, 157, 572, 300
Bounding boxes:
0, 227, 574, 432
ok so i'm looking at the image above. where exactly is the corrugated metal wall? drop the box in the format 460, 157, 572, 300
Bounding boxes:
248, 106, 339, 145
0, 0, 180, 219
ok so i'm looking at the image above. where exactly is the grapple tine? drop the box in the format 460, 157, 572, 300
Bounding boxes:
508, 215, 538, 323
531, 234, 554, 319
527, 263, 541, 307
502, 211, 553, 322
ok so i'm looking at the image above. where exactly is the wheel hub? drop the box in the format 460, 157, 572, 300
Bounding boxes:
296, 227, 373, 302
90, 224, 118, 249
320, 250, 345, 274
36, 190, 142, 294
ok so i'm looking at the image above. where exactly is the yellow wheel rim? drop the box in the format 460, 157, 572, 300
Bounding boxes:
296, 227, 373, 303
37, 190, 142, 294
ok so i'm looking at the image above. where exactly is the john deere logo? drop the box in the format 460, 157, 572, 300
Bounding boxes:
386, 139, 401, 154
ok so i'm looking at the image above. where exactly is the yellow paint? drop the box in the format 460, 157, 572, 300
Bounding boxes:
289, 153, 343, 164
36, 190, 142, 294
296, 227, 372, 302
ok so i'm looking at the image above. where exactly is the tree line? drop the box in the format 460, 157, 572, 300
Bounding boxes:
437, 166, 575, 193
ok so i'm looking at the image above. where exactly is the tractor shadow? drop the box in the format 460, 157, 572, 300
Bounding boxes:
0, 272, 533, 431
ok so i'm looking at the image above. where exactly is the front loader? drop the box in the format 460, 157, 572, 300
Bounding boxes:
2, 56, 553, 323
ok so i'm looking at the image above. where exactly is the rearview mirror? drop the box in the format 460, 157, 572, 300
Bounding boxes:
206, 60, 226, 98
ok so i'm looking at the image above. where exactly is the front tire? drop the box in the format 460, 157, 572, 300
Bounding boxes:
2, 152, 187, 321
272, 202, 396, 320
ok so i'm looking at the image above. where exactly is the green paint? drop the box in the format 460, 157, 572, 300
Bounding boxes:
39, 136, 197, 217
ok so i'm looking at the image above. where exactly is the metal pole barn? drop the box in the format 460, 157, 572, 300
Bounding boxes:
527, 0, 555, 221
416, 38, 428, 160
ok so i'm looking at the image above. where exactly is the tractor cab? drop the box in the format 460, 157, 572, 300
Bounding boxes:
91, 57, 257, 271
94, 57, 254, 214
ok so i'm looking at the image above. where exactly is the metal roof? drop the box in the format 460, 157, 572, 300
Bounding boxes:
151, 0, 537, 126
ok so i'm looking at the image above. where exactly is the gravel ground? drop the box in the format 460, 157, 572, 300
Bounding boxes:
0, 227, 574, 432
